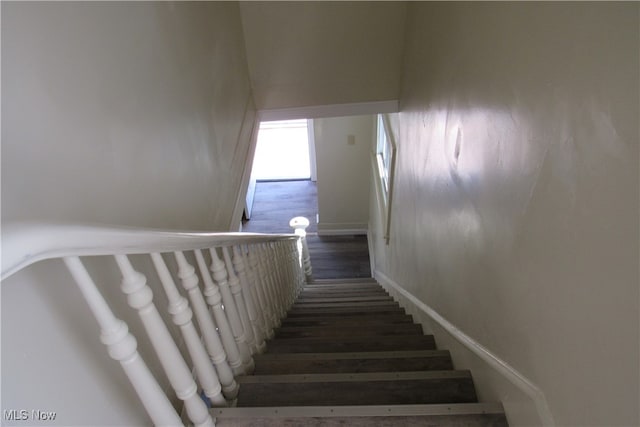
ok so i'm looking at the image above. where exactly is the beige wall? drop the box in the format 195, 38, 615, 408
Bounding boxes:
370, 3, 639, 426
1, 2, 254, 425
314, 116, 373, 234
239, 1, 406, 111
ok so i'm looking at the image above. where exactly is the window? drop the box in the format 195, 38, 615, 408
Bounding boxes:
373, 114, 396, 244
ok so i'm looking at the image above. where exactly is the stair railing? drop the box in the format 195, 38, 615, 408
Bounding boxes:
1, 223, 306, 426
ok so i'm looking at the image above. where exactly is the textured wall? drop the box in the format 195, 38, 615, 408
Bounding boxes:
314, 115, 373, 233
1, 2, 254, 425
370, 3, 639, 425
239, 1, 406, 110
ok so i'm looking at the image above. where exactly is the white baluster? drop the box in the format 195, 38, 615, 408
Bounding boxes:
150, 253, 226, 407
174, 251, 239, 400
264, 243, 281, 319
222, 247, 257, 354
286, 241, 298, 305
273, 242, 288, 317
209, 248, 254, 373
255, 243, 279, 331
233, 245, 266, 353
63, 257, 182, 427
290, 240, 304, 296
271, 243, 285, 318
246, 245, 273, 339
289, 216, 312, 281
194, 249, 245, 377
114, 255, 213, 427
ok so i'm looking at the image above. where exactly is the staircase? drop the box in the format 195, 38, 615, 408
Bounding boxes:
213, 278, 509, 426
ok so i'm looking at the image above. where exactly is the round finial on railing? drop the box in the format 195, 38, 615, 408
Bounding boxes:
289, 216, 310, 236
289, 216, 312, 281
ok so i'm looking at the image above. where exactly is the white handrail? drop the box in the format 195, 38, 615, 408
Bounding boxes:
2, 222, 307, 426
1, 222, 297, 280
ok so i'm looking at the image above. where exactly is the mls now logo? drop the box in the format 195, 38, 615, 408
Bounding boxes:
3, 410, 29, 421
3, 409, 57, 421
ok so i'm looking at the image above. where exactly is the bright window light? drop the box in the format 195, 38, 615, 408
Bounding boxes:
252, 119, 311, 180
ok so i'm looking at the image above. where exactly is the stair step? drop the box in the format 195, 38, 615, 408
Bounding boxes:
280, 313, 415, 327
214, 403, 508, 427
266, 335, 436, 353
303, 284, 382, 291
308, 278, 377, 285
275, 323, 423, 339
296, 295, 393, 303
235, 371, 477, 407
254, 350, 454, 374
291, 300, 399, 310
286, 305, 404, 316
297, 292, 389, 300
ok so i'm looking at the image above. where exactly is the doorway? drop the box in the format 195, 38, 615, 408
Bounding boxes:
244, 119, 317, 221
252, 119, 315, 181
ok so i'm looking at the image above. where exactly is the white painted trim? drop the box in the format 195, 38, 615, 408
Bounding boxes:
258, 100, 399, 122
237, 370, 470, 384
367, 224, 376, 274
307, 119, 317, 182
1, 222, 296, 281
213, 403, 506, 418
230, 94, 260, 231
374, 270, 556, 427
317, 223, 368, 236
255, 350, 449, 361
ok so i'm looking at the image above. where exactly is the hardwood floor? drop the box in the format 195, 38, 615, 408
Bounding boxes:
242, 180, 371, 280
242, 180, 318, 233
306, 235, 371, 280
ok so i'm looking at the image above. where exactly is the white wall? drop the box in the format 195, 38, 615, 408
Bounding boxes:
239, 1, 406, 111
370, 3, 639, 426
314, 116, 373, 234
1, 2, 254, 425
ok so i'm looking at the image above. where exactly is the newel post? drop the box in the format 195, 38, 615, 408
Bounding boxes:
289, 216, 312, 281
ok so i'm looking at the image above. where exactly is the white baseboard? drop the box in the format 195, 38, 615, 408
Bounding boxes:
374, 270, 555, 427
317, 223, 368, 236
366, 225, 375, 274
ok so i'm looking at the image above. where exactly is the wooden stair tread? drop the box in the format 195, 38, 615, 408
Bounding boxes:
307, 278, 377, 284
275, 323, 423, 339
296, 295, 393, 305
229, 275, 508, 425
291, 300, 399, 309
255, 350, 450, 360
266, 335, 436, 353
211, 402, 504, 420
303, 284, 383, 291
254, 350, 453, 374
214, 403, 507, 427
280, 314, 414, 327
286, 305, 405, 316
235, 371, 477, 407
238, 370, 470, 382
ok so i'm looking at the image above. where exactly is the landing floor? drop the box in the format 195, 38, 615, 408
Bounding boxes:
242, 181, 371, 280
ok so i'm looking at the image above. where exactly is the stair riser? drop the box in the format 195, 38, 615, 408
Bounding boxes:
303, 285, 383, 292
280, 315, 414, 327
305, 281, 380, 285
215, 414, 508, 427
275, 324, 423, 339
237, 378, 477, 407
286, 307, 405, 316
254, 356, 454, 375
266, 336, 436, 353
291, 301, 399, 310
296, 296, 393, 303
